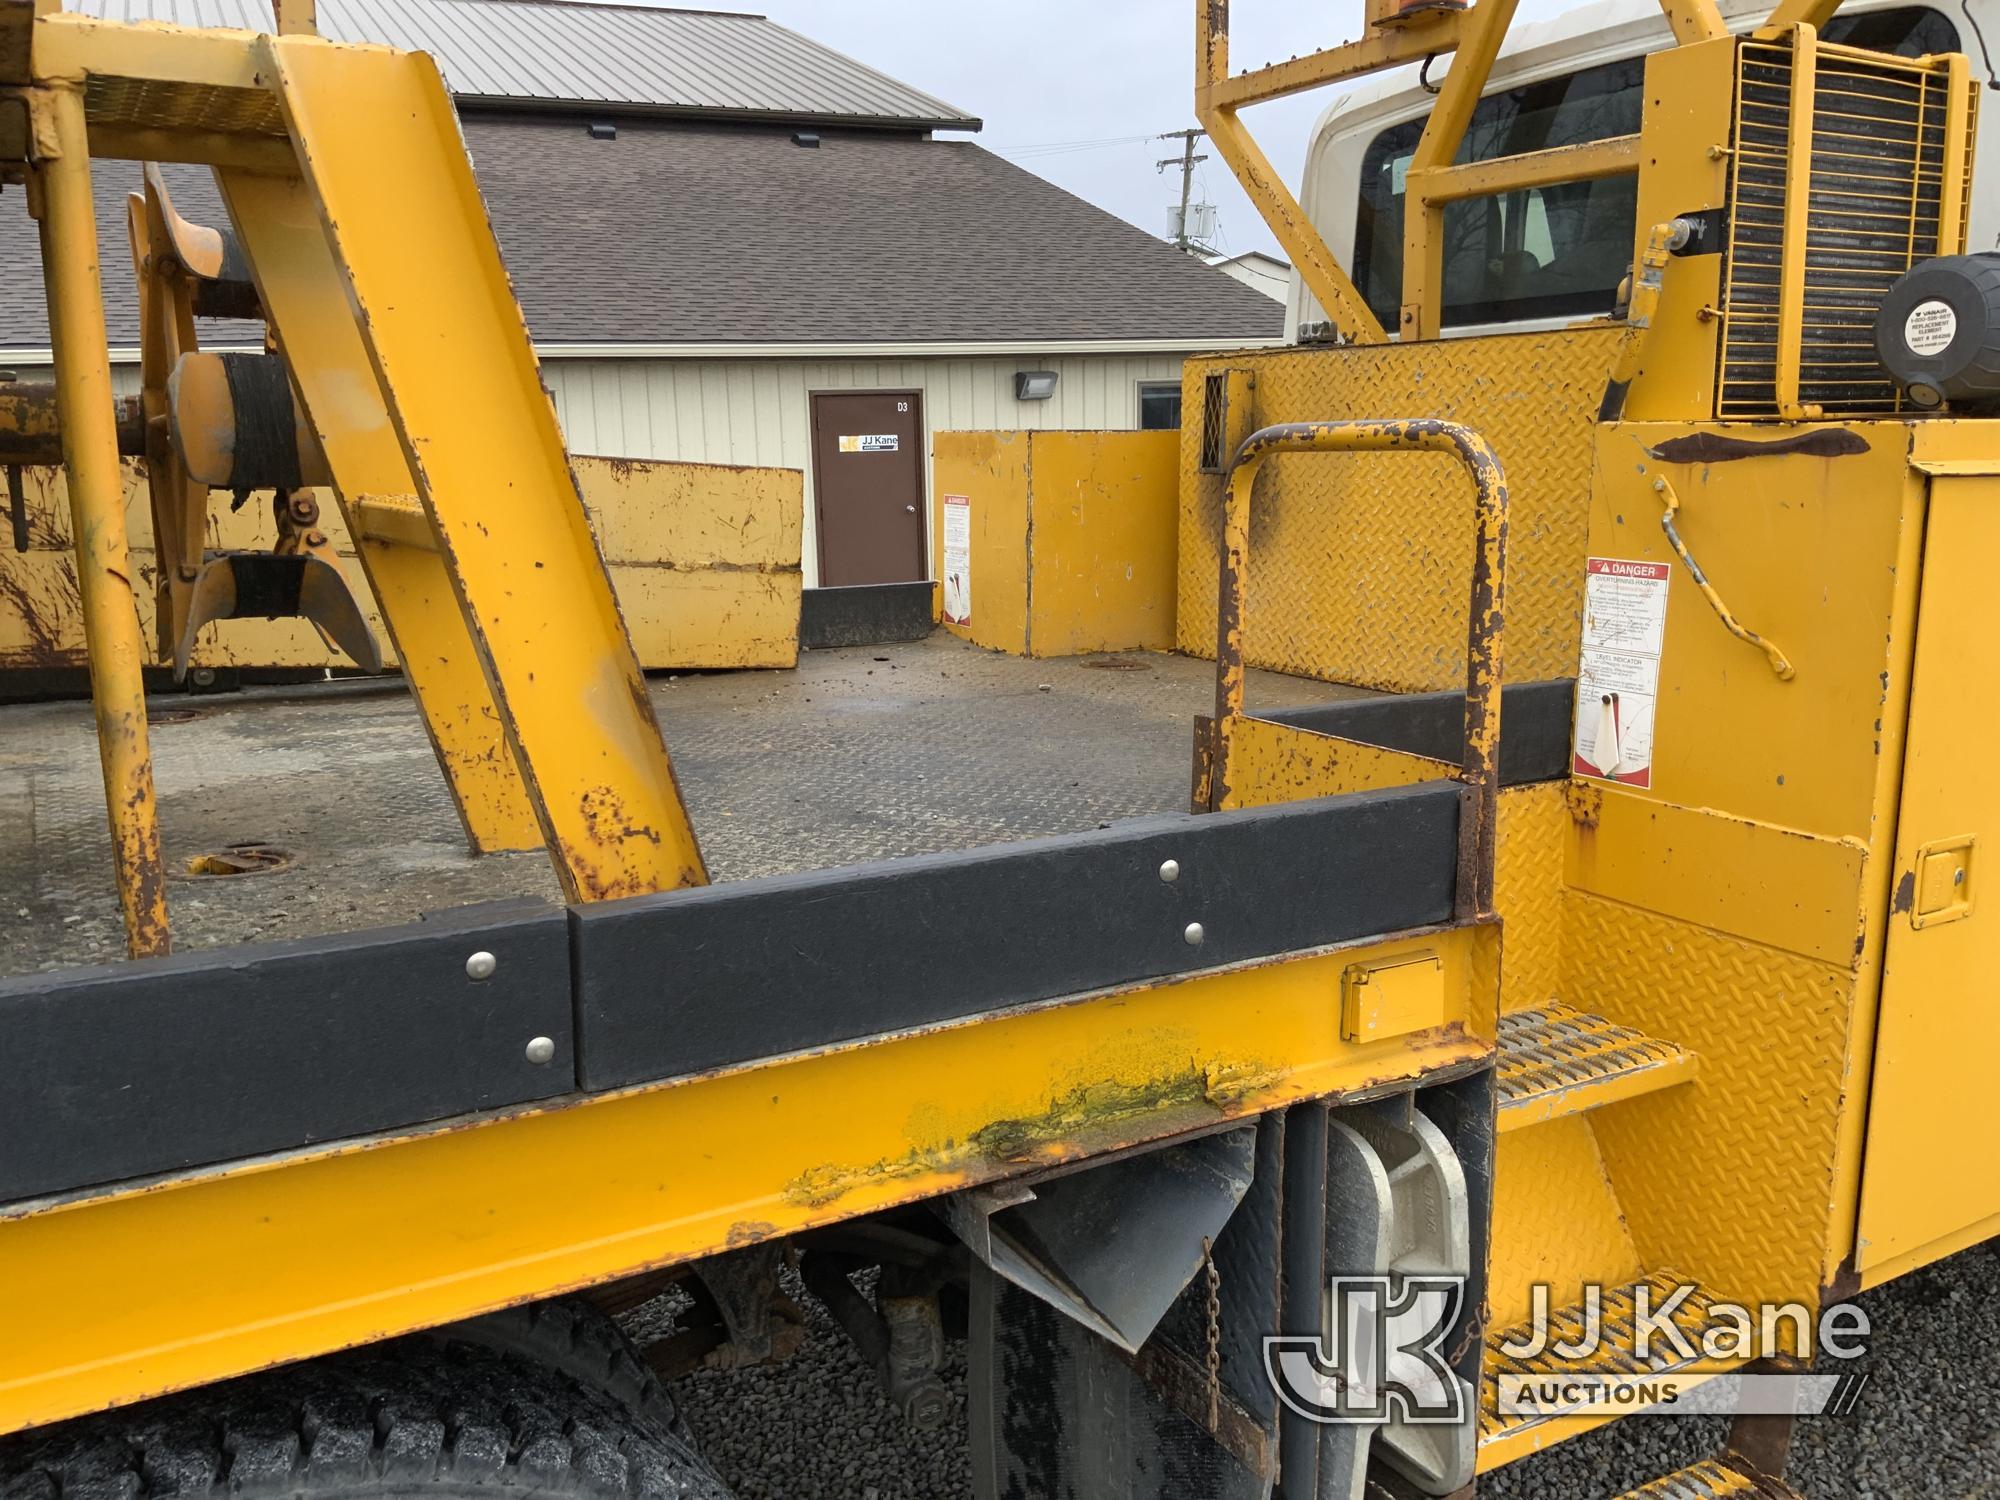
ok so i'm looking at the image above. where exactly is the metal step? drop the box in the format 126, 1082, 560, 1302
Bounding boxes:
1479, 1271, 1749, 1464
1496, 1003, 1697, 1133
1614, 1456, 1806, 1499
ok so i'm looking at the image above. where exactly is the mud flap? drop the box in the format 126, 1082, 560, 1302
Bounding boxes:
966, 1075, 1493, 1500
968, 1116, 1288, 1500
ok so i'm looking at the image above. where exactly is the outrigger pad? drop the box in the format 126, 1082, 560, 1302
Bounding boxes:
175, 551, 382, 681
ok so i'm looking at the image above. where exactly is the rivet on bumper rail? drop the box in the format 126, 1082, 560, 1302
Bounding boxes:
524, 1036, 556, 1065
465, 950, 497, 981
1184, 922, 1205, 946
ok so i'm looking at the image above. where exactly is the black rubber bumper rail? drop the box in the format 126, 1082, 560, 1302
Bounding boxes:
0, 782, 1457, 1205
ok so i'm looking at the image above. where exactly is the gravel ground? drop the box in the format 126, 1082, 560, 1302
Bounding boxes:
626, 1272, 973, 1500
625, 1246, 2000, 1500
1482, 1245, 2000, 1499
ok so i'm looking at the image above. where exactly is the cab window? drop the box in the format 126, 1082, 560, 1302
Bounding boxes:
1349, 6, 1959, 331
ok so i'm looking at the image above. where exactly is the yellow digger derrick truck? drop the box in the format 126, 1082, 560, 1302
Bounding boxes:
0, 0, 1994, 1494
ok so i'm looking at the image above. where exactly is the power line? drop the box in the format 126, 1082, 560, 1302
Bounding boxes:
990, 134, 1153, 160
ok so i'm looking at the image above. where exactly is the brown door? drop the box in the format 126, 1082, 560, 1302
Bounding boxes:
810, 390, 926, 585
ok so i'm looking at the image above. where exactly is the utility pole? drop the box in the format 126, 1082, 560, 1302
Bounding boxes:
1157, 128, 1209, 252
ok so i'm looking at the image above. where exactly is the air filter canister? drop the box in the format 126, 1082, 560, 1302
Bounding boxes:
1875, 252, 2000, 412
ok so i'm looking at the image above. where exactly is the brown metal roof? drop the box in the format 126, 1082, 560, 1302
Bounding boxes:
0, 118, 1285, 351
71, 0, 982, 130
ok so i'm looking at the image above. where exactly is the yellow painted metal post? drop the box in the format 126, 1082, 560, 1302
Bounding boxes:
1776, 23, 1821, 420
29, 82, 169, 957
258, 37, 706, 899
1194, 0, 1387, 344
1660, 0, 1728, 45
1937, 52, 1971, 255
1757, 0, 1844, 33
1400, 0, 1524, 340
216, 167, 545, 855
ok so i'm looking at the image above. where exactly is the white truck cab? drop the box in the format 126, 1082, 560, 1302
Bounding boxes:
1291, 0, 2000, 340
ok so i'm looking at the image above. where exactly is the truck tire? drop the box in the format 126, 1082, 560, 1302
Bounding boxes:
427, 1296, 694, 1445
0, 1334, 732, 1500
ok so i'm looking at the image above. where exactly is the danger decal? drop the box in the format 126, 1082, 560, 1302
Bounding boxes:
1572, 558, 1670, 790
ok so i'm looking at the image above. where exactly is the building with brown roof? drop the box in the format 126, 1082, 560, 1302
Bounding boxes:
0, 0, 1284, 589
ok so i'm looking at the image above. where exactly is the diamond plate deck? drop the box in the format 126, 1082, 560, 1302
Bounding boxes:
1177, 328, 1623, 693
0, 637, 1350, 975
1497, 1003, 1697, 1134
1566, 893, 1855, 1313
1494, 781, 1567, 1015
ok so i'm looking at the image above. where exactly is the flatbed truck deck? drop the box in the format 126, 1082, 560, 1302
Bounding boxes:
0, 638, 1349, 973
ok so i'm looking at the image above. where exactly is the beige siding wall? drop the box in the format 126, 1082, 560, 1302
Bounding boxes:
21, 352, 1189, 590
541, 353, 1187, 588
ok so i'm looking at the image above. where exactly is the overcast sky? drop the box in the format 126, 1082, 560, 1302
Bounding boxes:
726, 1, 1572, 263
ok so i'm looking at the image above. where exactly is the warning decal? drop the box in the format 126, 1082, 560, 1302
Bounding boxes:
1572, 557, 1671, 789
942, 494, 971, 624
838, 434, 900, 453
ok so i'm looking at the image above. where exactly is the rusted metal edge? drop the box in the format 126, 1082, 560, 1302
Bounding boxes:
1209, 418, 1510, 919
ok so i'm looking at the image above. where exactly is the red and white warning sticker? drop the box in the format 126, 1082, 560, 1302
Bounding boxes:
941, 494, 971, 625
1572, 558, 1670, 789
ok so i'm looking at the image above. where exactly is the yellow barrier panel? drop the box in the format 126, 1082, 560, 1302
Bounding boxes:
931, 429, 1176, 658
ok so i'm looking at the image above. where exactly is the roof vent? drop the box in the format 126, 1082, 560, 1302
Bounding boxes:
587, 121, 617, 141
792, 130, 821, 148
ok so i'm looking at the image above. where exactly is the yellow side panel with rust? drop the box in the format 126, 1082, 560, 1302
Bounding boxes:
580, 456, 802, 572
932, 430, 1029, 655
0, 456, 803, 671
0, 929, 1491, 1438
1025, 430, 1177, 657
1589, 422, 1921, 839
931, 430, 1176, 658
1213, 715, 1458, 808
1178, 328, 1622, 692
578, 456, 804, 671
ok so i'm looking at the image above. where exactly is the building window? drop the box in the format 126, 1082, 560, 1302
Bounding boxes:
1349, 5, 1956, 332
1138, 381, 1182, 430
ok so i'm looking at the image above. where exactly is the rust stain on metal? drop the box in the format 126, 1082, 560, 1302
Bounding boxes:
557, 783, 707, 903
724, 1219, 779, 1248
781, 1058, 1275, 1211
1564, 780, 1603, 831
578, 786, 661, 849
1209, 418, 1508, 915
1646, 430, 1870, 465
1891, 869, 1916, 914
